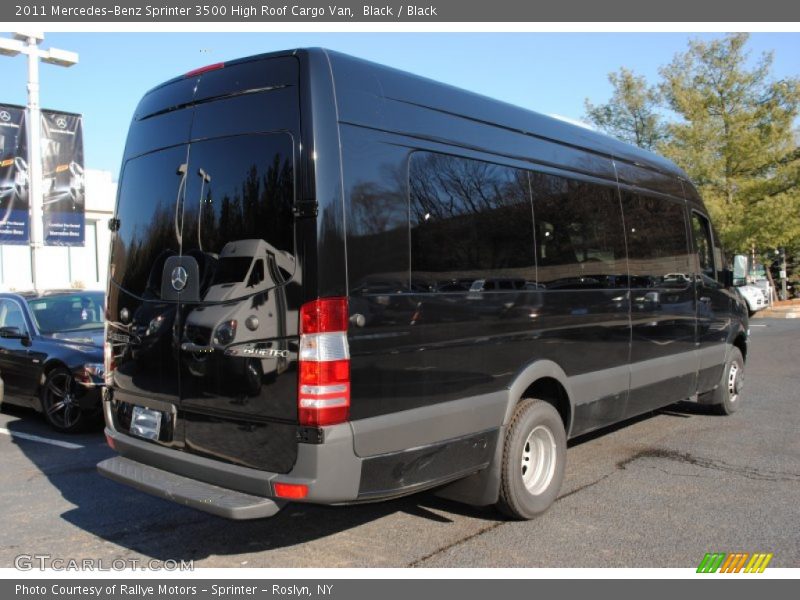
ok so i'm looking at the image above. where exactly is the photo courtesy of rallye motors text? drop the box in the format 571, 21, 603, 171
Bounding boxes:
99, 48, 749, 522
15, 585, 203, 597
15, 584, 325, 596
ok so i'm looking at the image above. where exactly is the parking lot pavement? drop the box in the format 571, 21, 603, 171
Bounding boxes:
0, 318, 798, 569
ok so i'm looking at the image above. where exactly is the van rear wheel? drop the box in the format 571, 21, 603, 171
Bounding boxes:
496, 398, 566, 520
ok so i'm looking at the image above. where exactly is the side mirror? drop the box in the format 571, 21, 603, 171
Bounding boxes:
732, 254, 748, 286
719, 269, 734, 288
0, 326, 29, 341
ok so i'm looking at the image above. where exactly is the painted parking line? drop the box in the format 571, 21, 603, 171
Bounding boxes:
0, 427, 84, 450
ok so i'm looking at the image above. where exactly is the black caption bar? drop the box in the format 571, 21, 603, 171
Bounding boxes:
3, 0, 800, 22
2, 580, 792, 600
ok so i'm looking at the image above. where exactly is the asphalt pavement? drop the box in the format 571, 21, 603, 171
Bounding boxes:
0, 318, 797, 568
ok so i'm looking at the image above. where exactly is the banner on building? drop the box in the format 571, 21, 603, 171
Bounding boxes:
41, 109, 85, 246
0, 103, 30, 245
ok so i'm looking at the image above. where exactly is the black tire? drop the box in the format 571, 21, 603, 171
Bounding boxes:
496, 398, 567, 520
710, 347, 745, 416
40, 367, 95, 433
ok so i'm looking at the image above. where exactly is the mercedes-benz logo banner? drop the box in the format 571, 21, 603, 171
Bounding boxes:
41, 110, 85, 247
0, 104, 30, 245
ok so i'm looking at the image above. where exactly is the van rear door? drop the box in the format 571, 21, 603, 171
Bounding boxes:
107, 57, 303, 473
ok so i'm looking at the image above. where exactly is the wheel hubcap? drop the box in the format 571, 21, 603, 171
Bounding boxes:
521, 425, 557, 495
46, 373, 81, 428
728, 362, 742, 402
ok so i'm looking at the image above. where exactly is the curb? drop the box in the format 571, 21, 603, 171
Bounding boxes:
753, 310, 800, 319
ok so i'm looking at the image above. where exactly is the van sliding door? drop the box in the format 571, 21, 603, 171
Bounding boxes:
622, 192, 697, 415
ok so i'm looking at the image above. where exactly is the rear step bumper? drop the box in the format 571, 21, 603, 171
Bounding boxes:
98, 456, 285, 519
99, 419, 364, 517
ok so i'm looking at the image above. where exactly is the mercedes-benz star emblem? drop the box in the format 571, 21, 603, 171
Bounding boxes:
0, 111, 10, 122
56, 117, 67, 129
171, 266, 188, 291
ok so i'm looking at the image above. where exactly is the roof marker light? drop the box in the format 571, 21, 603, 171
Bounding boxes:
184, 62, 225, 78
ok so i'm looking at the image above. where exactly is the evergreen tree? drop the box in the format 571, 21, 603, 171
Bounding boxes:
659, 33, 800, 252
584, 67, 665, 151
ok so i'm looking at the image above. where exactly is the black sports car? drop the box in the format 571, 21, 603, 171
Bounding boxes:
0, 290, 104, 432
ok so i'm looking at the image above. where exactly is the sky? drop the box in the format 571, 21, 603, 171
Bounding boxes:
1, 32, 799, 179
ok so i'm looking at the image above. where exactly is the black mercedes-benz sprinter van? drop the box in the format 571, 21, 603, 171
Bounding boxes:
98, 48, 749, 520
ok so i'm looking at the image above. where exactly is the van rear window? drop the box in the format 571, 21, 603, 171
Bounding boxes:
111, 133, 295, 300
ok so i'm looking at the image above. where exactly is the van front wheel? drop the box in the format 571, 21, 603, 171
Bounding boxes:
496, 398, 566, 520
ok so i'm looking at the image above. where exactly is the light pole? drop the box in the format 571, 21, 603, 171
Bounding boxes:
0, 32, 78, 291
780, 247, 788, 301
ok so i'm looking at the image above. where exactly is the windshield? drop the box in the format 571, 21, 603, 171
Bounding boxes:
213, 257, 253, 285
27, 292, 104, 333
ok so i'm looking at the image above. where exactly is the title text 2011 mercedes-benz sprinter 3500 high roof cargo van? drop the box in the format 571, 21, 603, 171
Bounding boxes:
98, 49, 749, 520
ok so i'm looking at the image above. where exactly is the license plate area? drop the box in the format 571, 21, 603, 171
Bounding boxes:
130, 405, 163, 441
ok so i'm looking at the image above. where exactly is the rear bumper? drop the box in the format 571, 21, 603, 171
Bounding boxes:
99, 394, 500, 518
101, 406, 364, 517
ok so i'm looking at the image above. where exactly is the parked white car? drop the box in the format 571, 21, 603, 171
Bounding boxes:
737, 284, 767, 316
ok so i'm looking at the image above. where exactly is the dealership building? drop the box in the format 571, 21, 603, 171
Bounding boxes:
0, 168, 115, 291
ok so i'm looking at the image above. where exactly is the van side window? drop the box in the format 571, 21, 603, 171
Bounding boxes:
530, 172, 627, 289
409, 153, 535, 291
691, 212, 716, 280
620, 193, 692, 288
346, 154, 410, 295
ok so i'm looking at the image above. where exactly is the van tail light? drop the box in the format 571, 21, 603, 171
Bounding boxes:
298, 298, 350, 427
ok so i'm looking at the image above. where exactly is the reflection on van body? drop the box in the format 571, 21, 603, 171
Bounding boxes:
181, 239, 298, 396
99, 50, 749, 521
